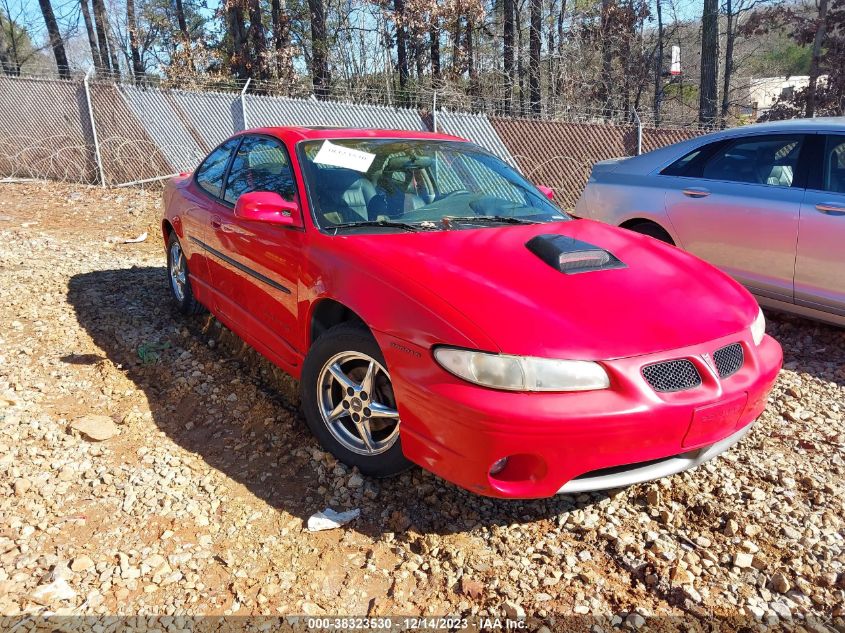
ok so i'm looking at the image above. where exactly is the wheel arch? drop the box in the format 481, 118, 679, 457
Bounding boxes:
308, 298, 367, 348
619, 217, 676, 245
162, 219, 174, 243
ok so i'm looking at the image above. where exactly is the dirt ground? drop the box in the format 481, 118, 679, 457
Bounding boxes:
0, 182, 843, 630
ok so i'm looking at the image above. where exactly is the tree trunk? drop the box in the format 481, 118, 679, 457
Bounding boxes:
653, 0, 663, 125
126, 0, 144, 82
466, 15, 475, 84
247, 0, 268, 80
547, 0, 555, 99
598, 0, 613, 117
37, 0, 70, 78
698, 0, 718, 125
307, 0, 330, 97
394, 0, 408, 89
430, 24, 440, 79
91, 0, 113, 74
174, 0, 193, 70
271, 0, 292, 84
503, 0, 515, 113
227, 0, 248, 80
528, 0, 541, 115
80, 0, 103, 71
0, 11, 19, 74
806, 0, 829, 118
720, 0, 734, 126
516, 0, 525, 114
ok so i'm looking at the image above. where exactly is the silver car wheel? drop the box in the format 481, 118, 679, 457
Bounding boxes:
317, 351, 400, 456
169, 240, 187, 303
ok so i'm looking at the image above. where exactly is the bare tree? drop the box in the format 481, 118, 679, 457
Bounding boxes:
394, 0, 408, 89
37, 0, 69, 77
0, 9, 15, 74
92, 0, 119, 75
174, 0, 192, 70
126, 0, 145, 81
503, 0, 515, 112
270, 0, 292, 83
79, 0, 103, 70
806, 0, 829, 117
653, 0, 663, 124
528, 0, 541, 114
699, 0, 719, 124
308, 0, 330, 97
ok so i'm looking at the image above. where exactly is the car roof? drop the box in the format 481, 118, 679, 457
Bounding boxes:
243, 126, 467, 143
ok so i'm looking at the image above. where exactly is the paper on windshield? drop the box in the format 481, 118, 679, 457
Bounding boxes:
313, 140, 376, 173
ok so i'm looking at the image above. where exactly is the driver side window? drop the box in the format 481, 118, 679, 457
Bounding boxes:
224, 136, 296, 204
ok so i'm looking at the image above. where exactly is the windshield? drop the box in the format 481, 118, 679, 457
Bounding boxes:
297, 139, 568, 231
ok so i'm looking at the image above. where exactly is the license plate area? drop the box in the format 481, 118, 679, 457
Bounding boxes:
682, 392, 748, 449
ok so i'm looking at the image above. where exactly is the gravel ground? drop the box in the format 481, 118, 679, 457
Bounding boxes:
0, 182, 843, 630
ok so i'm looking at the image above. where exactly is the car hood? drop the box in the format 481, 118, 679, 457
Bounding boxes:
345, 220, 758, 360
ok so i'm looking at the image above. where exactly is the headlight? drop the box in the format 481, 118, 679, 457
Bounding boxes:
750, 307, 766, 346
433, 347, 610, 392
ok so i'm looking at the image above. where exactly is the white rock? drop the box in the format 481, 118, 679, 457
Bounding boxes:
306, 508, 361, 532
31, 578, 77, 605
70, 415, 118, 441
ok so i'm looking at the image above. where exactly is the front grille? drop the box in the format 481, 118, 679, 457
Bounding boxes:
642, 359, 702, 392
713, 343, 744, 378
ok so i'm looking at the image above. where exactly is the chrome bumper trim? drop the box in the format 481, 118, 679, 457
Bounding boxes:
557, 423, 752, 494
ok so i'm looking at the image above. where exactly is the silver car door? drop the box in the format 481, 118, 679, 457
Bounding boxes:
795, 134, 845, 316
662, 133, 806, 303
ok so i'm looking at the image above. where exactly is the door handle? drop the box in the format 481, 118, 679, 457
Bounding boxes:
682, 187, 711, 198
815, 202, 845, 215
210, 215, 222, 229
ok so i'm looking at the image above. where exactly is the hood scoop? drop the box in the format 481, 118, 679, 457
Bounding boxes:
526, 234, 627, 274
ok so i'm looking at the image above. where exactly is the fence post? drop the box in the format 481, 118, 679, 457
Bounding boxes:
432, 90, 438, 133
240, 78, 252, 130
632, 109, 643, 156
83, 68, 106, 187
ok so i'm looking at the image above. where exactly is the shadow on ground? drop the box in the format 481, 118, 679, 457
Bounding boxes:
67, 266, 608, 538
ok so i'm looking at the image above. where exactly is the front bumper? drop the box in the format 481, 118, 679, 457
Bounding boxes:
380, 330, 782, 499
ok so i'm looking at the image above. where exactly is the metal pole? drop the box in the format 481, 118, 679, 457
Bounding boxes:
432, 91, 438, 133
115, 173, 180, 188
240, 78, 252, 130
633, 109, 643, 156
83, 67, 106, 187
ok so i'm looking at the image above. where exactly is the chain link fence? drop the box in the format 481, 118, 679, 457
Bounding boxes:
0, 70, 706, 205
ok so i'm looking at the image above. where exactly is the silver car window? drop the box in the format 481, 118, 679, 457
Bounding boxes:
701, 135, 802, 187
823, 136, 845, 194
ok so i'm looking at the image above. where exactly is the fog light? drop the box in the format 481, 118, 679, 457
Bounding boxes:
489, 457, 509, 475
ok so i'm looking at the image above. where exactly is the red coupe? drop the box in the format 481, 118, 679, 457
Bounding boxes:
161, 127, 782, 499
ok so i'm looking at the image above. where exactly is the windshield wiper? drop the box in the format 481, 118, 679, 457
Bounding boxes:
444, 215, 539, 225
331, 219, 421, 233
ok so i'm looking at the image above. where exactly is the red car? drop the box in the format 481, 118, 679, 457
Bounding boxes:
161, 127, 782, 499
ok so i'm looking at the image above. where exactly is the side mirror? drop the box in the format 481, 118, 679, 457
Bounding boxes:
234, 191, 301, 227
536, 185, 555, 201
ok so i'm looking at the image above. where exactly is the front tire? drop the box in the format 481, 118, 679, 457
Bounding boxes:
301, 323, 412, 477
166, 232, 204, 315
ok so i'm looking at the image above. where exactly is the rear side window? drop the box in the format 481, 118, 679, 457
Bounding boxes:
224, 136, 297, 204
701, 135, 803, 187
195, 139, 239, 198
822, 135, 845, 194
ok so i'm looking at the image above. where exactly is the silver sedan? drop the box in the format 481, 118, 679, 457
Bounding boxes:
574, 118, 845, 326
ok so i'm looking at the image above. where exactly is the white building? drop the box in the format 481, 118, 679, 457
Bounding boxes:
747, 75, 827, 116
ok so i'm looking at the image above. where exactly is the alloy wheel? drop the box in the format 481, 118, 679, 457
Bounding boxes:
169, 240, 187, 303
317, 351, 401, 455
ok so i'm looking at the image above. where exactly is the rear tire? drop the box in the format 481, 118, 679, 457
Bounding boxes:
301, 322, 412, 477
626, 222, 674, 245
166, 232, 205, 315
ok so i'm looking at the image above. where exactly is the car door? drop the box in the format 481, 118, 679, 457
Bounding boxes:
662, 134, 807, 303
794, 134, 845, 316
181, 138, 240, 288
209, 134, 304, 366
